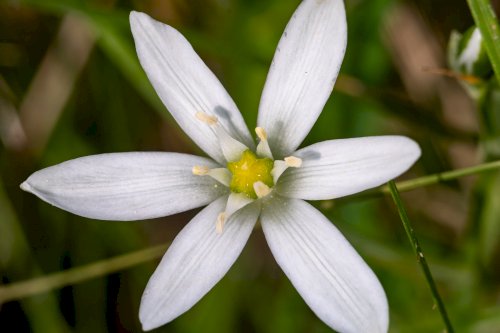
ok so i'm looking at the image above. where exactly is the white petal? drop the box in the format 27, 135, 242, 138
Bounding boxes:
261, 197, 388, 333
21, 153, 226, 221
140, 196, 260, 330
257, 0, 347, 158
130, 12, 253, 164
276, 136, 421, 200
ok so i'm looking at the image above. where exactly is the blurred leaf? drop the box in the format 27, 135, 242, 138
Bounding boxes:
0, 180, 69, 332
480, 80, 500, 157
478, 172, 500, 268
174, 274, 240, 333
18, 0, 166, 118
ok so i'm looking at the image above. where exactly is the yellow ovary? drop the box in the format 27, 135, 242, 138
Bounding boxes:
227, 150, 274, 199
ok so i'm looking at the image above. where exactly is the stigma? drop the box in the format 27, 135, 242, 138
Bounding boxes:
227, 150, 274, 199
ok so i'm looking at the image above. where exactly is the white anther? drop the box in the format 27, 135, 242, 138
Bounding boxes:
192, 165, 209, 175
253, 181, 272, 198
255, 127, 273, 159
255, 127, 267, 141
195, 112, 218, 125
284, 156, 302, 168
216, 212, 226, 234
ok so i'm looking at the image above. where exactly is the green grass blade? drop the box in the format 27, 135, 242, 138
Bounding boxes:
0, 243, 168, 305
388, 181, 454, 333
467, 0, 500, 82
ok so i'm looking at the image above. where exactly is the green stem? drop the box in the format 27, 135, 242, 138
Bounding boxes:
388, 181, 454, 333
0, 243, 168, 305
380, 160, 500, 193
466, 0, 500, 83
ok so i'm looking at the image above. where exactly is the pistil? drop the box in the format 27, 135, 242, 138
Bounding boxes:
255, 127, 273, 159
191, 117, 303, 233
227, 150, 274, 199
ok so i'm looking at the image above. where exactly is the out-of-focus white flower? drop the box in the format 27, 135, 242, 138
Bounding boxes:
21, 1, 421, 332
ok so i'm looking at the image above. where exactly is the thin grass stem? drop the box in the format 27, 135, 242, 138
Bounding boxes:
380, 160, 500, 193
0, 243, 168, 305
388, 181, 454, 333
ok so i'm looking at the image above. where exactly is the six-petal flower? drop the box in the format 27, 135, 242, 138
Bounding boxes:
21, 1, 421, 332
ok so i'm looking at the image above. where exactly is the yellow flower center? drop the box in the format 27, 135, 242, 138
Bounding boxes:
227, 150, 274, 199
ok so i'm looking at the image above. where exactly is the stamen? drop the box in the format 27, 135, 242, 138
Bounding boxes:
271, 156, 302, 184
195, 112, 218, 125
192, 165, 209, 175
216, 212, 226, 234
195, 112, 248, 162
207, 168, 232, 187
284, 156, 302, 168
271, 160, 288, 184
192, 166, 231, 187
255, 127, 273, 159
255, 127, 267, 141
214, 193, 253, 234
253, 181, 272, 198
213, 126, 248, 162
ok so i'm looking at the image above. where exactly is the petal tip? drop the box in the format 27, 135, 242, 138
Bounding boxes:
129, 10, 145, 22
390, 135, 422, 163
139, 289, 173, 332
402, 136, 422, 161
411, 139, 422, 158
20, 180, 32, 193
129, 11, 152, 34
139, 305, 160, 332
140, 320, 156, 332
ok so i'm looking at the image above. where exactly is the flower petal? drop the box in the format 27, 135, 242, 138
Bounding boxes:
130, 11, 253, 164
276, 136, 421, 200
257, 0, 347, 157
261, 197, 388, 333
21, 152, 226, 221
139, 196, 260, 330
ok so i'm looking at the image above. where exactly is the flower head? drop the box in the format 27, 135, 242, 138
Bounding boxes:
21, 0, 420, 332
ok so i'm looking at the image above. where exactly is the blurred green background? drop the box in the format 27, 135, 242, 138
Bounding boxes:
1, 0, 500, 332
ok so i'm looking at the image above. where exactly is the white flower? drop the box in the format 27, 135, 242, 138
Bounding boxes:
21, 0, 421, 332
